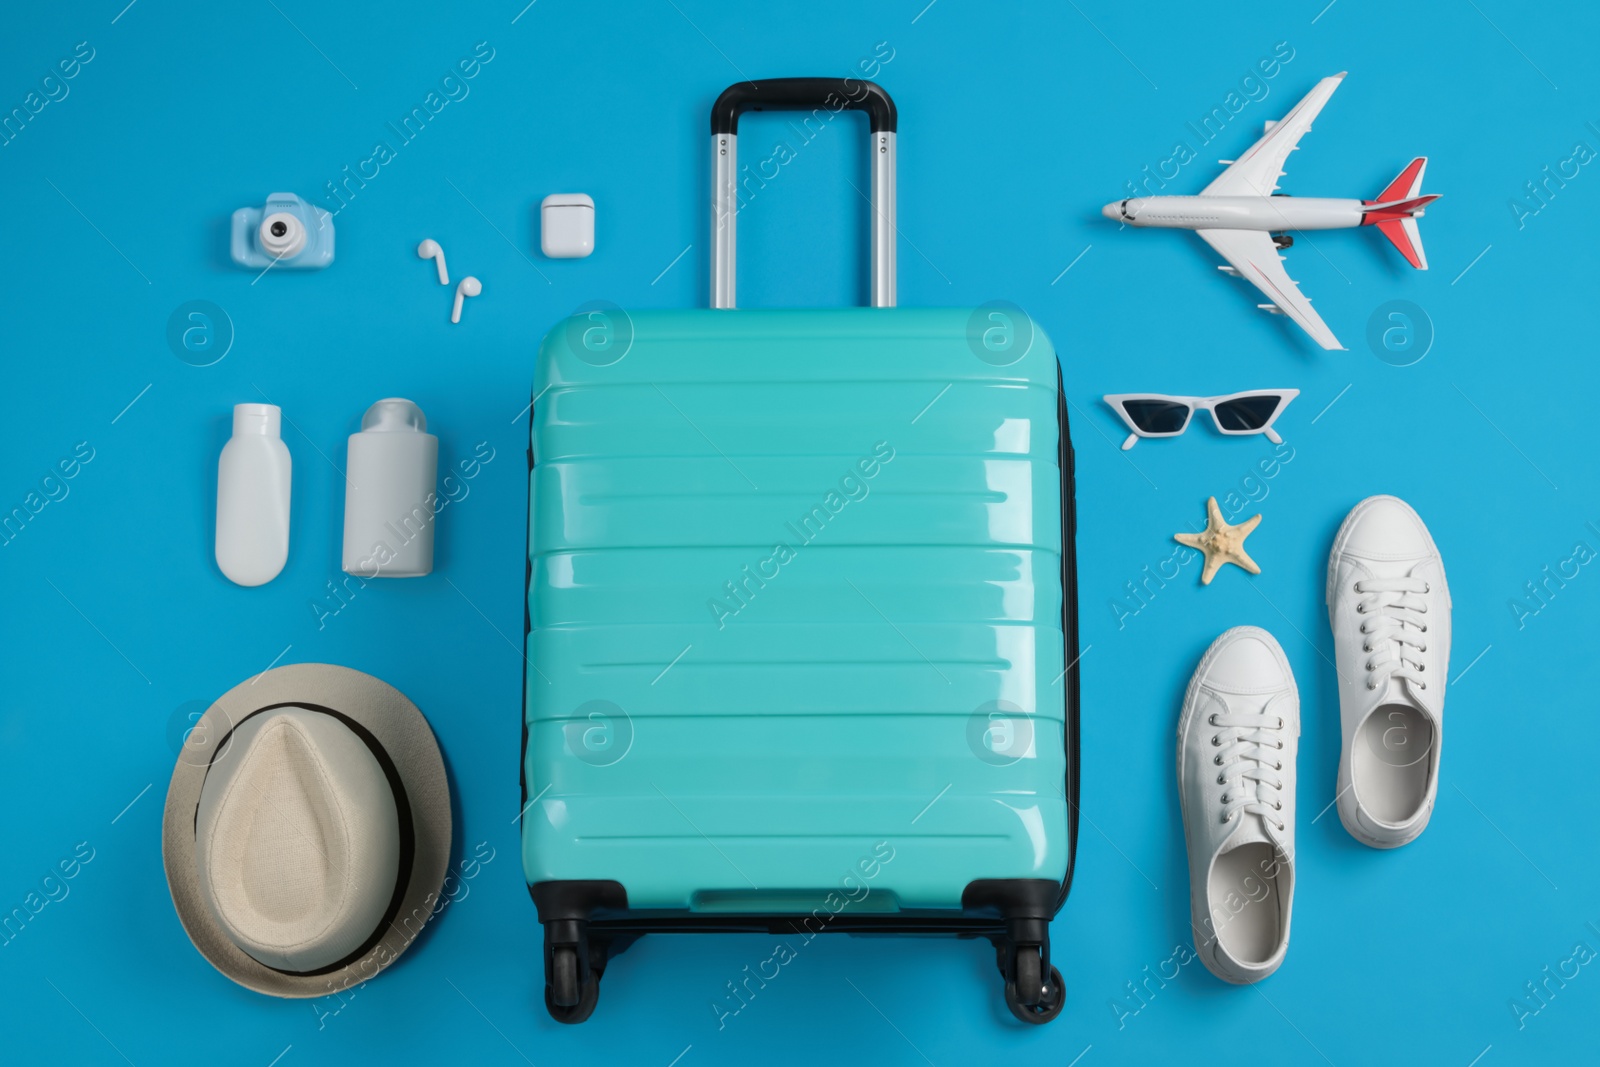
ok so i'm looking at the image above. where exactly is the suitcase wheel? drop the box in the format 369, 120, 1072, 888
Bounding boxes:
1004, 960, 1065, 1024
998, 940, 1065, 1025
532, 886, 632, 1025
544, 944, 600, 1024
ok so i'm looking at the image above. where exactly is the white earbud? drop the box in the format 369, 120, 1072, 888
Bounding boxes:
417, 239, 449, 285
451, 276, 481, 324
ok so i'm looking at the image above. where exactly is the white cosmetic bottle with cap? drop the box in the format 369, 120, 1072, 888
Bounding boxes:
342, 399, 439, 578
215, 403, 292, 586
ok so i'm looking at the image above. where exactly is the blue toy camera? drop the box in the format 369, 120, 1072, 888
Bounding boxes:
230, 193, 334, 270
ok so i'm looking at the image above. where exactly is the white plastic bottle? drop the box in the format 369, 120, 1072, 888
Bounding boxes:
342, 398, 438, 578
215, 403, 292, 586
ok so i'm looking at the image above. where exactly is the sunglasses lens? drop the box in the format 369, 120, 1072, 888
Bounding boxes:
1214, 395, 1282, 432
1121, 399, 1191, 435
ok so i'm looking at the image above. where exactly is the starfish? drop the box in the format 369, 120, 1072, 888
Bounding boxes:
1175, 496, 1262, 585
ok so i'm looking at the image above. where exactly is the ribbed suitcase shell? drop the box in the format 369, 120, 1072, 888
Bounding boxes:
522, 307, 1074, 913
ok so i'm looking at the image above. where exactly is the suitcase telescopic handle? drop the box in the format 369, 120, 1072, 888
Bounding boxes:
710, 78, 897, 309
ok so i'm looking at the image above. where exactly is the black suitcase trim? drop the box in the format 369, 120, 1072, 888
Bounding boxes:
520, 366, 1081, 1024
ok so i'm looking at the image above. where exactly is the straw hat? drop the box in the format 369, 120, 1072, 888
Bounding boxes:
162, 664, 451, 997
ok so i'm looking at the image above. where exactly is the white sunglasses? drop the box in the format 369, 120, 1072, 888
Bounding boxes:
1104, 389, 1299, 450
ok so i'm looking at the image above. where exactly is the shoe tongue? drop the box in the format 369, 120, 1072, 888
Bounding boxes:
1379, 676, 1432, 717
1226, 812, 1275, 848
1360, 556, 1429, 582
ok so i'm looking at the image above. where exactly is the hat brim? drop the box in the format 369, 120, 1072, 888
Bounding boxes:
162, 663, 452, 998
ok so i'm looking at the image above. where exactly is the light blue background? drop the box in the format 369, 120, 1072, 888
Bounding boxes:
2, 1, 1597, 1064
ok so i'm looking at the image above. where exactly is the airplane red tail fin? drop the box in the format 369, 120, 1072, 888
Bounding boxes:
1374, 157, 1428, 202
1361, 158, 1437, 269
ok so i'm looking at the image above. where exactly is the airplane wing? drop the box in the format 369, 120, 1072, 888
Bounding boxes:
1195, 228, 1344, 350
1201, 73, 1346, 197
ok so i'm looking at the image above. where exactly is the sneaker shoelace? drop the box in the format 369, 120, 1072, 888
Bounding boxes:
1353, 577, 1430, 693
1208, 701, 1287, 831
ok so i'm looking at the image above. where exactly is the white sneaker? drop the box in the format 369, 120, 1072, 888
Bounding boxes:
1177, 626, 1299, 984
1326, 495, 1451, 849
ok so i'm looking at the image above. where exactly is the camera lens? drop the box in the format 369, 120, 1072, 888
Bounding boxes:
258, 211, 307, 259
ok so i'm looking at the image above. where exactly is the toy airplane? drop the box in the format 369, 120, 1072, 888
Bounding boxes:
1101, 73, 1437, 350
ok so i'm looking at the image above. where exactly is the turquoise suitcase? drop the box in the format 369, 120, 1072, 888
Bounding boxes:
522, 79, 1079, 1025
